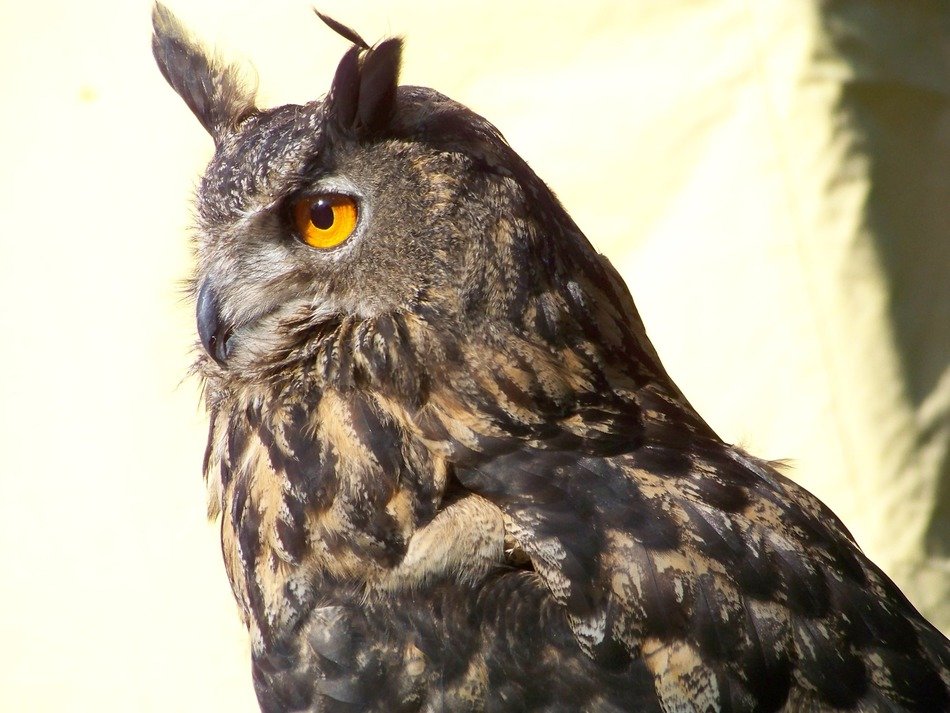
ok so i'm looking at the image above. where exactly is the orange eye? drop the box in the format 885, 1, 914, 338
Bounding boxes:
292, 193, 358, 249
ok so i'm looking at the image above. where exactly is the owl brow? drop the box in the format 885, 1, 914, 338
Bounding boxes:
280, 161, 341, 204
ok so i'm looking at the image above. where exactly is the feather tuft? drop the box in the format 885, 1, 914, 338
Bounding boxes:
151, 3, 257, 143
314, 10, 370, 50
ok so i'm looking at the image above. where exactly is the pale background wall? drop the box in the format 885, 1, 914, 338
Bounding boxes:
0, 1, 946, 711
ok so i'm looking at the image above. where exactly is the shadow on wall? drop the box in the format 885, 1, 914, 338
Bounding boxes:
818, 1, 950, 590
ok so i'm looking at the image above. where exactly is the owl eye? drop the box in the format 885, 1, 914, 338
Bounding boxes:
292, 193, 358, 249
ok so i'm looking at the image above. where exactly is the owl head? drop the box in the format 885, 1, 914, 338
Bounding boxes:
153, 3, 678, 425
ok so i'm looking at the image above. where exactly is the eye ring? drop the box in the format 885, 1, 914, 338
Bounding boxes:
292, 193, 358, 249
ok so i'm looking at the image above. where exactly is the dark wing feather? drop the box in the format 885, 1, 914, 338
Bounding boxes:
458, 440, 950, 711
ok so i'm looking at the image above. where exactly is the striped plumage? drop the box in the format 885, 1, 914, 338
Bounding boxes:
153, 5, 950, 711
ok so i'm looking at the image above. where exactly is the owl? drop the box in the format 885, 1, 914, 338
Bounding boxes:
153, 4, 950, 712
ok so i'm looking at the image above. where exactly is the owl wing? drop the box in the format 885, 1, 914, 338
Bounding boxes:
455, 438, 950, 711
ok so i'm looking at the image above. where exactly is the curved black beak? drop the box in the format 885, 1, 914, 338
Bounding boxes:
196, 279, 232, 365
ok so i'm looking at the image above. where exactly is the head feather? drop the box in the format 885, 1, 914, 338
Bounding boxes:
318, 13, 403, 141
151, 2, 257, 144
355, 39, 402, 134
313, 10, 370, 50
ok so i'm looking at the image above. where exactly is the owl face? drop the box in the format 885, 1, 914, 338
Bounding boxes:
153, 8, 573, 375
154, 5, 615, 388
191, 97, 485, 372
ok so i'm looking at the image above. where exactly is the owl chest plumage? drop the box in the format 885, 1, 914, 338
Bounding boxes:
203, 346, 665, 711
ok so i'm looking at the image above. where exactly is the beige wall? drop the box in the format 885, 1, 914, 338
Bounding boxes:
1, 1, 946, 710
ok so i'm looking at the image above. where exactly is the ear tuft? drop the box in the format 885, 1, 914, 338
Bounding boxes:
322, 31, 403, 140
151, 3, 257, 143
324, 45, 362, 134
313, 10, 370, 51
356, 38, 402, 134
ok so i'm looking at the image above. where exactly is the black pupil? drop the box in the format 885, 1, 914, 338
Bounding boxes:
310, 198, 335, 230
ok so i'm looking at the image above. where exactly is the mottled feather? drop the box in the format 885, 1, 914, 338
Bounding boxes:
153, 5, 950, 712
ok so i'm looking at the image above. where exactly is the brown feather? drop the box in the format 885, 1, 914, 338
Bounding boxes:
153, 5, 950, 711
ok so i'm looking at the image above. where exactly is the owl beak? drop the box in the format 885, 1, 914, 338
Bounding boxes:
196, 279, 233, 366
